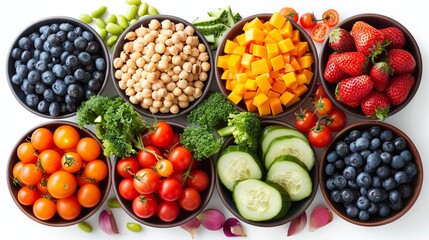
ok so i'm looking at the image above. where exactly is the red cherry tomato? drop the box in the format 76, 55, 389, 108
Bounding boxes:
313, 83, 329, 100
327, 108, 347, 132
118, 178, 139, 200
308, 124, 333, 148
186, 169, 210, 192
168, 146, 193, 172
148, 121, 174, 148
137, 145, 161, 168
116, 156, 140, 178
178, 187, 202, 211
158, 177, 183, 202
133, 168, 160, 194
299, 12, 317, 29
314, 97, 333, 116
132, 194, 158, 218
157, 201, 179, 222
294, 109, 319, 133
310, 22, 330, 42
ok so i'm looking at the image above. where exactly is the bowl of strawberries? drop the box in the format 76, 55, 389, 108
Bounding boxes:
319, 13, 422, 120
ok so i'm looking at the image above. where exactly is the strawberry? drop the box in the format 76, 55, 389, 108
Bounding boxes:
384, 73, 415, 105
333, 51, 368, 76
323, 53, 349, 83
379, 26, 406, 49
351, 21, 386, 57
360, 90, 390, 121
335, 74, 374, 107
369, 62, 391, 91
387, 48, 416, 74
328, 27, 356, 53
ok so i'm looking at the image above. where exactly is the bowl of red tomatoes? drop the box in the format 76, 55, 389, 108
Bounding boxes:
112, 121, 216, 228
6, 121, 111, 227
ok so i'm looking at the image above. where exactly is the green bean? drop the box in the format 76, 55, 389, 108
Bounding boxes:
125, 4, 139, 21
107, 197, 121, 208
94, 18, 106, 29
129, 19, 138, 25
138, 2, 149, 16
105, 14, 117, 24
106, 35, 119, 47
91, 5, 108, 18
106, 23, 124, 35
125, 0, 141, 5
116, 15, 129, 29
79, 13, 93, 24
77, 222, 93, 233
97, 28, 108, 40
148, 5, 159, 15
126, 222, 142, 232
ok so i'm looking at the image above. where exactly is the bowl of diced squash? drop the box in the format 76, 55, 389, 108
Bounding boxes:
215, 12, 318, 118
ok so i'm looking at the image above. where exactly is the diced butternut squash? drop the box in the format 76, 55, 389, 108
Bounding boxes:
234, 33, 249, 46
235, 73, 248, 83
224, 40, 239, 54
244, 79, 258, 91
292, 84, 308, 97
266, 43, 279, 59
296, 41, 309, 57
300, 69, 314, 84
284, 63, 295, 73
217, 55, 230, 69
257, 101, 271, 116
278, 38, 295, 53
233, 82, 246, 95
264, 34, 276, 44
232, 45, 246, 55
245, 28, 266, 42
269, 12, 286, 30
252, 44, 268, 59
251, 59, 270, 75
263, 21, 276, 32
283, 72, 298, 89
241, 53, 255, 69
255, 73, 272, 92
244, 17, 264, 30
271, 79, 287, 94
269, 97, 283, 116
296, 73, 308, 85
285, 95, 300, 107
244, 98, 258, 112
267, 90, 280, 99
227, 55, 242, 73
252, 92, 268, 107
279, 91, 295, 105
297, 55, 313, 69
289, 56, 301, 71
244, 91, 256, 100
270, 54, 285, 71
225, 79, 236, 91
291, 29, 301, 43
268, 28, 284, 42
228, 91, 243, 105
279, 20, 293, 38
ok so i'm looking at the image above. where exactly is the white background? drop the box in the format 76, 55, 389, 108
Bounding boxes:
0, 0, 427, 239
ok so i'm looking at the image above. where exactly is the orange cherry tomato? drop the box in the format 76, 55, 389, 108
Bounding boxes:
155, 159, 174, 177
310, 22, 330, 42
77, 183, 101, 208
31, 127, 54, 151
17, 186, 40, 206
61, 152, 83, 173
38, 149, 62, 174
53, 125, 80, 150
20, 163, 43, 186
83, 159, 108, 182
47, 170, 77, 199
17, 142, 38, 163
33, 197, 57, 220
56, 195, 82, 220
279, 7, 299, 22
76, 137, 101, 161
314, 97, 333, 115
322, 9, 340, 27
12, 161, 26, 183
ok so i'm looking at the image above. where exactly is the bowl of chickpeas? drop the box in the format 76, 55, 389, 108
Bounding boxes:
111, 14, 214, 119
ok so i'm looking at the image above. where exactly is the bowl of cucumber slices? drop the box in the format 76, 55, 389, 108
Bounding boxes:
215, 120, 318, 227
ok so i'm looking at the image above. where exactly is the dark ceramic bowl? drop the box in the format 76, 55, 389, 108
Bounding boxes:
111, 14, 214, 119
112, 122, 216, 228
216, 120, 318, 227
215, 13, 318, 119
319, 121, 423, 226
6, 16, 110, 119
6, 121, 111, 227
319, 13, 422, 120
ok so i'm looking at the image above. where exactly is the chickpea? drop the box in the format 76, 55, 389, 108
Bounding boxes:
126, 59, 136, 70
146, 61, 156, 72
190, 48, 200, 57
161, 19, 172, 29
149, 19, 161, 30
175, 23, 185, 31
172, 55, 182, 66
183, 86, 194, 95
165, 92, 175, 101
166, 82, 176, 91
171, 74, 179, 82
193, 80, 204, 89
188, 95, 195, 102
136, 57, 146, 68
170, 104, 180, 114
133, 42, 144, 53
120, 51, 129, 62
123, 42, 133, 53
188, 56, 196, 64
182, 62, 192, 72
150, 30, 159, 38
143, 34, 155, 44
179, 52, 188, 61
161, 29, 173, 38
113, 58, 123, 69
135, 91, 144, 102
125, 31, 137, 41
165, 38, 173, 47
125, 87, 136, 96
120, 64, 129, 73
159, 106, 170, 113
129, 95, 138, 104
172, 32, 181, 44
152, 100, 163, 108
141, 79, 151, 89
151, 53, 161, 63
121, 72, 132, 81
140, 101, 150, 109
184, 26, 195, 36
198, 43, 206, 53
201, 61, 211, 72
198, 52, 209, 62
163, 99, 173, 108
151, 90, 161, 101
118, 79, 126, 90
130, 51, 142, 61
179, 101, 189, 108
178, 70, 189, 80
135, 26, 148, 37
149, 106, 159, 114
169, 45, 179, 55
192, 64, 201, 75
126, 79, 134, 88
172, 87, 182, 96
158, 88, 167, 98
156, 34, 168, 44
158, 59, 169, 70
199, 72, 208, 81
155, 42, 166, 54
186, 36, 198, 46
115, 70, 123, 80
143, 98, 153, 107
183, 45, 191, 55
142, 88, 152, 98
151, 81, 160, 91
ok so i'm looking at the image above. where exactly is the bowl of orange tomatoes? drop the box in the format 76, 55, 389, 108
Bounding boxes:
7, 120, 111, 227
111, 121, 216, 228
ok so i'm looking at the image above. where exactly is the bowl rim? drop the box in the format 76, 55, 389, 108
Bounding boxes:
319, 121, 424, 226
110, 14, 214, 120
318, 13, 422, 120
6, 16, 111, 119
111, 121, 216, 228
214, 13, 319, 119
6, 120, 112, 227
215, 119, 319, 227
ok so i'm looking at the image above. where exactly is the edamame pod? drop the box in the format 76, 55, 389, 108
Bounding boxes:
126, 222, 142, 232
148, 6, 159, 15
106, 23, 124, 35
116, 15, 129, 29
105, 14, 117, 24
94, 18, 107, 29
77, 222, 93, 233
106, 35, 119, 46
125, 0, 141, 6
97, 28, 108, 40
138, 2, 149, 16
79, 13, 93, 24
91, 5, 107, 18
125, 4, 139, 21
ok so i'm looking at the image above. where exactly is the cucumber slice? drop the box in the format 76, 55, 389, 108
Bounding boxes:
266, 156, 313, 201
233, 179, 291, 221
259, 125, 307, 158
193, 9, 227, 26
264, 136, 315, 171
217, 145, 263, 191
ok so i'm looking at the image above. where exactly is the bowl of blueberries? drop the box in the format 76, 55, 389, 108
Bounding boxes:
319, 121, 423, 226
6, 16, 110, 119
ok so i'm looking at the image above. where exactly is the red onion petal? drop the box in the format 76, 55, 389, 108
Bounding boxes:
196, 209, 225, 231
99, 210, 119, 235
223, 218, 247, 237
180, 217, 201, 239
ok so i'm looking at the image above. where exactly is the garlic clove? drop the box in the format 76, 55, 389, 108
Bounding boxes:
196, 208, 225, 231
99, 209, 119, 235
287, 211, 307, 236
180, 217, 201, 239
223, 218, 247, 237
309, 206, 333, 232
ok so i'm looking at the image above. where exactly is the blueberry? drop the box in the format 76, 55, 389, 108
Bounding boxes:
367, 153, 381, 169
37, 100, 49, 113
65, 94, 77, 106
382, 177, 397, 191
41, 70, 55, 85
360, 149, 371, 159
334, 159, 345, 169
358, 210, 370, 221
29, 32, 40, 41
11, 74, 23, 85
39, 51, 51, 61
74, 68, 88, 81
63, 40, 75, 52
376, 165, 390, 179
85, 41, 100, 53
21, 79, 35, 94
25, 93, 39, 107
394, 171, 408, 185
27, 70, 40, 84
52, 64, 66, 78
47, 34, 61, 46
398, 184, 413, 199
18, 36, 33, 50
73, 26, 83, 35
48, 102, 61, 116
52, 79, 67, 96
391, 155, 405, 169
95, 57, 106, 71
346, 204, 359, 218
382, 141, 395, 153
380, 130, 394, 141
43, 89, 55, 102
15, 64, 28, 78
393, 137, 407, 151
368, 202, 379, 215
372, 176, 382, 188
369, 138, 381, 150
67, 84, 83, 99
65, 55, 79, 68
389, 189, 401, 203
64, 75, 76, 85
403, 162, 417, 178
349, 152, 364, 168
326, 177, 336, 190
343, 166, 357, 180
11, 48, 23, 60
66, 102, 77, 113
400, 150, 413, 162
356, 172, 372, 188
363, 164, 376, 174
349, 130, 361, 141
325, 163, 336, 176
49, 23, 60, 33
367, 188, 387, 203
85, 89, 97, 99
50, 46, 63, 57
334, 175, 347, 190
43, 40, 52, 52
356, 195, 370, 210
360, 187, 367, 196
390, 199, 403, 211
380, 152, 392, 164
34, 82, 47, 94
336, 141, 349, 157
378, 202, 391, 217
78, 51, 92, 65
341, 188, 356, 203
349, 141, 358, 153
330, 190, 342, 203
74, 36, 88, 50
92, 71, 104, 81
361, 130, 372, 140
348, 179, 359, 189
59, 22, 74, 32
56, 30, 67, 42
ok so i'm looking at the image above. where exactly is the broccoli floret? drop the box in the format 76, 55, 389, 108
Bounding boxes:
217, 112, 261, 152
187, 91, 239, 128
180, 125, 224, 160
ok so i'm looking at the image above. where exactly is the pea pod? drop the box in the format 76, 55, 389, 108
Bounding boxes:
126, 222, 142, 232
79, 13, 93, 24
77, 221, 93, 233
126, 0, 141, 5
125, 4, 139, 21
91, 5, 107, 18
116, 15, 129, 29
105, 14, 117, 24
106, 35, 119, 47
148, 6, 159, 15
106, 23, 124, 35
138, 2, 149, 16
